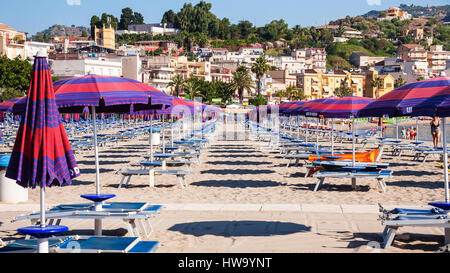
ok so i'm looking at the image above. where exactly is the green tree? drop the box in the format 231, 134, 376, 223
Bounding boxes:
119, 8, 134, 30
249, 94, 268, 106
394, 77, 405, 88
183, 78, 202, 100
251, 56, 270, 98
231, 65, 254, 104
0, 56, 33, 98
168, 75, 184, 97
161, 10, 177, 25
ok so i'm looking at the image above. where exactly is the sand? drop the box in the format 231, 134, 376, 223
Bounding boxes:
0, 120, 448, 253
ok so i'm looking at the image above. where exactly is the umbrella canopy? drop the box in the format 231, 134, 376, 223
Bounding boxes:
0, 97, 25, 113
6, 57, 80, 188
12, 75, 175, 114
358, 77, 450, 118
289, 98, 332, 117
316, 96, 375, 119
409, 79, 450, 204
282, 101, 306, 116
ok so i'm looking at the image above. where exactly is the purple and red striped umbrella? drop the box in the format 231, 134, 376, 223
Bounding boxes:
0, 97, 25, 113
283, 101, 307, 116
358, 77, 450, 118
289, 98, 332, 117
315, 96, 375, 118
6, 57, 80, 188
12, 75, 174, 114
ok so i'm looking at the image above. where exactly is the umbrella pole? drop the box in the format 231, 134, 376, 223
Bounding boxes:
331, 118, 335, 156
396, 117, 399, 141
171, 115, 174, 147
38, 186, 48, 253
150, 113, 153, 162
91, 106, 101, 196
162, 114, 166, 155
316, 117, 319, 154
352, 116, 356, 167
91, 106, 103, 236
442, 117, 450, 245
443, 117, 449, 203
416, 117, 419, 141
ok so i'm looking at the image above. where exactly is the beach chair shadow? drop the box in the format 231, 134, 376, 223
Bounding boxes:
190, 180, 283, 189
200, 169, 275, 175
168, 221, 311, 237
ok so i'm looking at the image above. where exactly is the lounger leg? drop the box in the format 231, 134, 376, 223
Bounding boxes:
383, 226, 398, 249
295, 158, 300, 167
149, 170, 155, 187
314, 178, 325, 192
377, 179, 387, 193
286, 159, 291, 168
176, 176, 184, 189
118, 175, 125, 189
445, 228, 450, 245
125, 176, 132, 188
351, 178, 357, 190
124, 221, 135, 237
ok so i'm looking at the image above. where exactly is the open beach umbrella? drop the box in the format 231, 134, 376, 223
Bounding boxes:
409, 79, 450, 203
358, 77, 450, 118
0, 97, 25, 113
6, 55, 80, 253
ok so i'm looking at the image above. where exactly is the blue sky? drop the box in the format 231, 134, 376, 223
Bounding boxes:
1, 0, 448, 35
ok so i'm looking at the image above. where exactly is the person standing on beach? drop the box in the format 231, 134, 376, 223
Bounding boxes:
431, 115, 440, 148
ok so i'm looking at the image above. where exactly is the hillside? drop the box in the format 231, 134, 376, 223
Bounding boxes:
33, 24, 90, 38
363, 4, 450, 21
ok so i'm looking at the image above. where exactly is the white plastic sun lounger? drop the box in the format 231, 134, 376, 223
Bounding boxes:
0, 236, 161, 253
117, 169, 193, 189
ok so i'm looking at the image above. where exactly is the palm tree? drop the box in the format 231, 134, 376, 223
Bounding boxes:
251, 56, 270, 98
371, 76, 383, 99
183, 78, 202, 101
168, 75, 184, 97
231, 66, 254, 104
394, 77, 405, 88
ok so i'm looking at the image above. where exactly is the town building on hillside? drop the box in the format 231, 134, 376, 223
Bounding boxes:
349, 51, 387, 69
316, 25, 363, 39
427, 45, 449, 75
305, 48, 327, 72
364, 69, 395, 98
294, 69, 364, 99
94, 24, 116, 50
49, 55, 122, 79
116, 23, 181, 36
25, 41, 55, 61
398, 44, 427, 62
405, 28, 424, 40
0, 23, 27, 59
377, 7, 412, 21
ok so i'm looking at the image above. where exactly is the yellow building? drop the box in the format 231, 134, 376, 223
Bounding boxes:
94, 25, 116, 50
295, 69, 364, 99
0, 23, 26, 59
364, 69, 395, 98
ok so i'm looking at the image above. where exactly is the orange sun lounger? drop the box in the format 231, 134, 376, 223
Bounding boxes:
308, 149, 381, 163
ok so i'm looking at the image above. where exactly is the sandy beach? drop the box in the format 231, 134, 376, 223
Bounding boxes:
0, 120, 448, 253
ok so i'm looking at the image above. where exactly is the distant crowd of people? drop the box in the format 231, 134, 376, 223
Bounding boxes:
401, 127, 417, 141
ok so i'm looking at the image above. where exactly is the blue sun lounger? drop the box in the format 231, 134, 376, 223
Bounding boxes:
378, 202, 450, 249
0, 236, 160, 253
13, 203, 163, 239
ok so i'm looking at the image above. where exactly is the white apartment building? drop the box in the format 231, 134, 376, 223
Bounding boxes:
50, 57, 122, 79
25, 41, 55, 61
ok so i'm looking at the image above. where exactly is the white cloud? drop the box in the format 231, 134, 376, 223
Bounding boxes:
66, 0, 81, 6
366, 0, 381, 6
